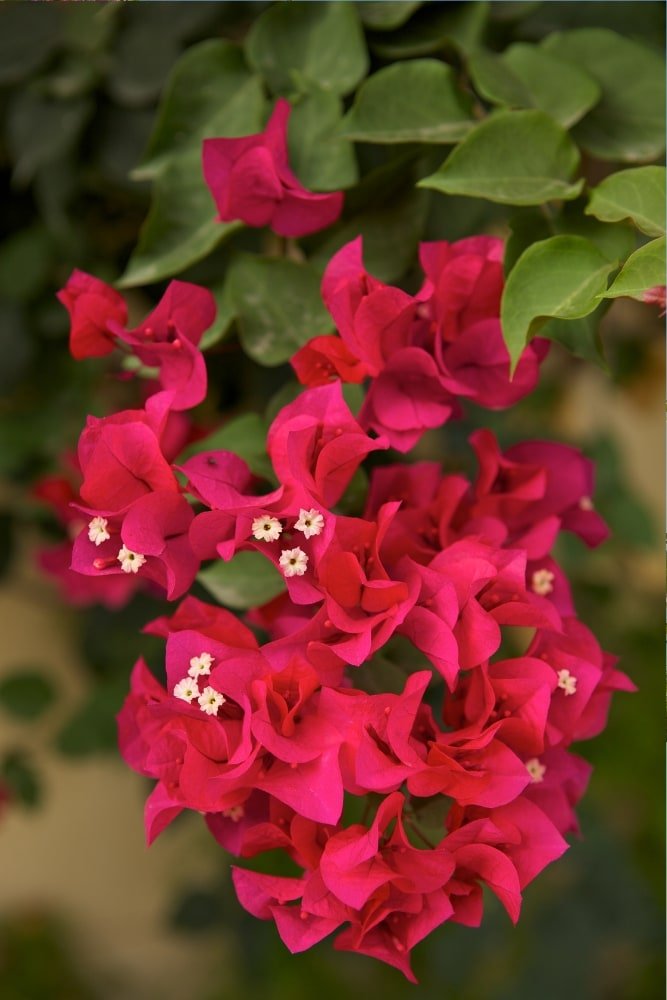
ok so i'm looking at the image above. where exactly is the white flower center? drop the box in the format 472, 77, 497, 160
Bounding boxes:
579, 495, 594, 511
251, 515, 283, 542
88, 516, 110, 546
173, 678, 200, 703
556, 668, 577, 696
294, 507, 325, 539
279, 547, 308, 577
525, 758, 546, 783
188, 652, 214, 678
223, 805, 245, 822
531, 568, 555, 596
198, 685, 225, 716
117, 545, 146, 574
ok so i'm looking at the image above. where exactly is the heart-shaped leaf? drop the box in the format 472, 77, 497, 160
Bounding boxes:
229, 256, 334, 366
0, 670, 56, 720
503, 43, 600, 128
288, 87, 358, 190
501, 235, 616, 367
198, 552, 285, 611
419, 110, 584, 205
586, 167, 666, 238
544, 29, 666, 162
339, 59, 474, 144
246, 1, 368, 97
605, 237, 666, 301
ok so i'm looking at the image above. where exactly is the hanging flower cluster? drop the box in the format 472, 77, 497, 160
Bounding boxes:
54, 98, 634, 983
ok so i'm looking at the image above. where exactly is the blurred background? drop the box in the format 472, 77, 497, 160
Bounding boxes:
0, 3, 663, 998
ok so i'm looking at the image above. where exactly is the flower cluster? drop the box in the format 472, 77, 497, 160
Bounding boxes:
292, 236, 549, 451
54, 97, 633, 982
203, 98, 343, 237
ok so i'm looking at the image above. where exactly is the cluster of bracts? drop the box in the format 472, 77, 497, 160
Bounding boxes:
47, 99, 633, 981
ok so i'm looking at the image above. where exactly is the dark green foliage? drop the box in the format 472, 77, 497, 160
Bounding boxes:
0, 671, 56, 721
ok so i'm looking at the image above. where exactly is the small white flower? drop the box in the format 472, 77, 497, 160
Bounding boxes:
188, 652, 214, 678
556, 668, 578, 696
279, 547, 308, 577
294, 508, 325, 539
198, 685, 226, 716
88, 516, 110, 546
525, 758, 547, 783
531, 568, 555, 596
117, 545, 146, 574
251, 515, 283, 542
173, 677, 200, 703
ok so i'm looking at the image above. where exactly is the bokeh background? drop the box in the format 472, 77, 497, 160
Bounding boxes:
0, 3, 663, 998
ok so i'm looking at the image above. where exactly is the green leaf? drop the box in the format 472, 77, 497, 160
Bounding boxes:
342, 382, 365, 416
0, 227, 53, 303
502, 43, 601, 128
199, 280, 237, 351
288, 88, 358, 191
541, 304, 609, 368
8, 91, 92, 186
63, 1, 119, 55
0, 671, 56, 721
468, 51, 533, 109
339, 60, 474, 144
357, 1, 422, 30
558, 213, 636, 266
505, 208, 635, 274
335, 465, 368, 516
488, 1, 542, 22
586, 436, 657, 550
229, 256, 333, 366
136, 41, 265, 179
118, 147, 242, 287
170, 888, 225, 933
410, 795, 450, 844
504, 211, 552, 274
198, 552, 285, 611
419, 110, 584, 205
107, 26, 179, 108
1, 751, 41, 808
605, 237, 666, 301
517, 0, 665, 45
0, 305, 34, 395
370, 2, 488, 58
501, 235, 616, 367
0, 3, 61, 84
180, 413, 274, 483
245, 1, 368, 97
56, 674, 128, 756
586, 167, 666, 238
119, 39, 266, 287
544, 29, 666, 162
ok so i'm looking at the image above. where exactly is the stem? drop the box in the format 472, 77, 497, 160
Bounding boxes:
262, 232, 286, 258
404, 817, 436, 850
539, 202, 558, 233
285, 238, 305, 263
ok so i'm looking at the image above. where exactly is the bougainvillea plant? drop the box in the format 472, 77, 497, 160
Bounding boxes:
27, 0, 665, 983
